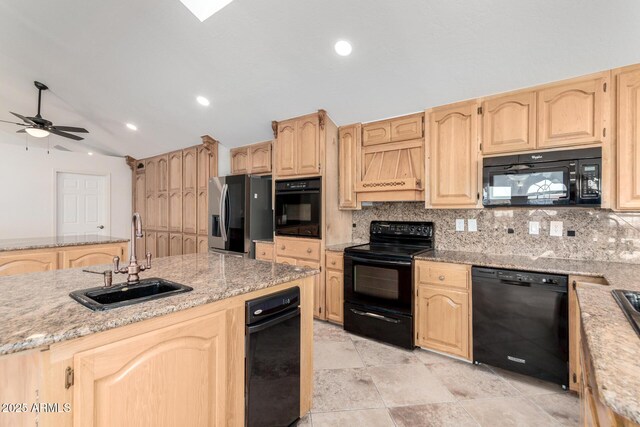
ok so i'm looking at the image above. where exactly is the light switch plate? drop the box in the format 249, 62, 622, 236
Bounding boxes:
529, 221, 540, 235
550, 221, 563, 237
468, 219, 478, 232
455, 219, 465, 232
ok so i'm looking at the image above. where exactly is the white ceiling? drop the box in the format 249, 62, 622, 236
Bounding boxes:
1, 0, 639, 158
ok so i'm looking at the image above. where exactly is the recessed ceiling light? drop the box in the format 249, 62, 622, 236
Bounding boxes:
196, 96, 210, 106
88, 152, 93, 156
334, 40, 352, 56
179, 0, 235, 22
126, 123, 138, 131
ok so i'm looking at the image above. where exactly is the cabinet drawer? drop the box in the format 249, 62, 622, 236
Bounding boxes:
255, 242, 274, 261
390, 114, 423, 141
325, 251, 344, 271
362, 122, 391, 146
276, 237, 321, 261
416, 260, 470, 290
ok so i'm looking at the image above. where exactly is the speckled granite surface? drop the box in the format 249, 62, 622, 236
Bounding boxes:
414, 250, 640, 423
0, 235, 129, 252
325, 241, 367, 252
0, 253, 318, 356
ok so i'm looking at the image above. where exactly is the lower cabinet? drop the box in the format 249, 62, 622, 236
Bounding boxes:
0, 251, 58, 276
197, 236, 209, 254
61, 245, 126, 269
170, 234, 183, 256
183, 234, 197, 255
325, 252, 344, 325
414, 260, 472, 360
73, 311, 228, 427
157, 233, 170, 258
255, 242, 275, 261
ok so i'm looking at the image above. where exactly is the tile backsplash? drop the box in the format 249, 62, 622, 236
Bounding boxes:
352, 203, 640, 263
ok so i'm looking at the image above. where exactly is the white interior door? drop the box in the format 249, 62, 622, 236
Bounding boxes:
57, 172, 109, 237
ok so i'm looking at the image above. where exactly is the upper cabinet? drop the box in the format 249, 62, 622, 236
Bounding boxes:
538, 72, 609, 149
481, 91, 536, 154
230, 147, 249, 175
428, 101, 480, 208
274, 112, 322, 178
338, 124, 361, 209
229, 141, 273, 175
182, 147, 197, 191
362, 121, 391, 145
616, 66, 640, 210
362, 114, 423, 146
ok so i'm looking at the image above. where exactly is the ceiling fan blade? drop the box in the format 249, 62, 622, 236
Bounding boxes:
48, 128, 84, 141
10, 112, 35, 124
51, 125, 89, 133
0, 119, 27, 126
16, 129, 26, 133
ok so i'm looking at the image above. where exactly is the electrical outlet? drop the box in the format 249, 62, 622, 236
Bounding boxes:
529, 221, 540, 235
455, 219, 465, 232
550, 221, 563, 237
468, 219, 478, 232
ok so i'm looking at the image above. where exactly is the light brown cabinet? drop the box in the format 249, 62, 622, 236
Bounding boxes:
157, 232, 169, 258
255, 241, 274, 262
183, 147, 197, 191
338, 124, 361, 209
170, 234, 183, 256
197, 236, 209, 254
230, 147, 249, 175
362, 121, 391, 145
274, 114, 321, 177
73, 311, 228, 427
538, 72, 609, 149
168, 151, 183, 192
362, 114, 423, 146
325, 252, 343, 325
617, 66, 640, 210
145, 231, 157, 258
183, 191, 197, 234
0, 251, 58, 276
249, 141, 272, 174
428, 101, 479, 208
481, 91, 536, 154
414, 260, 472, 360
61, 245, 125, 269
183, 234, 197, 255
134, 171, 146, 221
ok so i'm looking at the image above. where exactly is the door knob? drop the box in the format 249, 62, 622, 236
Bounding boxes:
97, 225, 105, 229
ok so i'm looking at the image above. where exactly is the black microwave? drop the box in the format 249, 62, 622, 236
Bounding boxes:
482, 148, 601, 207
275, 177, 322, 238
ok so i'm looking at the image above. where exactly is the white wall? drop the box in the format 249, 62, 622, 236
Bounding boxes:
0, 144, 131, 239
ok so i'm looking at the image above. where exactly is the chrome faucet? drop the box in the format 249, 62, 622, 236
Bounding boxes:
113, 212, 152, 284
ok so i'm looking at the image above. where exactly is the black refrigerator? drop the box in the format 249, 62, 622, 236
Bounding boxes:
208, 175, 273, 258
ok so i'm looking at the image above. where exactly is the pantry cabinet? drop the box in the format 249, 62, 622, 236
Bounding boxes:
274, 113, 321, 178
414, 260, 472, 360
481, 91, 536, 154
616, 66, 640, 210
428, 102, 480, 208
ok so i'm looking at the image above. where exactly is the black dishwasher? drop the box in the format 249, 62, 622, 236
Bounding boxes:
472, 267, 569, 388
246, 287, 300, 427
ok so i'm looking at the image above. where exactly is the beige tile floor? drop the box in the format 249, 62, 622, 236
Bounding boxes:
299, 320, 579, 427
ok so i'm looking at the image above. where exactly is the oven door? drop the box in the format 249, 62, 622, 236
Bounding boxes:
344, 254, 413, 314
483, 161, 575, 207
275, 190, 321, 238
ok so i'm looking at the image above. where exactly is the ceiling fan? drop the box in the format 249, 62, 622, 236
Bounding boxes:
0, 81, 89, 141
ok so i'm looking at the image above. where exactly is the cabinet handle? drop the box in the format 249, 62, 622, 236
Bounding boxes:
261, 251, 266, 255
307, 248, 312, 254
281, 245, 286, 250
331, 260, 336, 265
439, 275, 445, 281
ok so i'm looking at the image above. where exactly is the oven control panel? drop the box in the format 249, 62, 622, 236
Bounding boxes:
371, 221, 433, 238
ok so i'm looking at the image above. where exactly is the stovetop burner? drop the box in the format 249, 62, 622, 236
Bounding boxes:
345, 221, 435, 259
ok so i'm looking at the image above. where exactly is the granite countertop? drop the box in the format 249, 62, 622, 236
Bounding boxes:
0, 235, 129, 252
325, 241, 367, 252
415, 250, 640, 424
0, 253, 318, 356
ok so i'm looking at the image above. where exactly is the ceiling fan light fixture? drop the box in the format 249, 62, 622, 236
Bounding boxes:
25, 127, 50, 138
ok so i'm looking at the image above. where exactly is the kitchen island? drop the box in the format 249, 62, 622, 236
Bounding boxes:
0, 252, 317, 427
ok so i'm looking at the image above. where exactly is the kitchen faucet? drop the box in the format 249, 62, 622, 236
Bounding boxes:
113, 212, 152, 284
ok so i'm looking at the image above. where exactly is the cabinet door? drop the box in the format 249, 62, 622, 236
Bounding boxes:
145, 194, 158, 230
157, 233, 169, 258
157, 193, 168, 231
296, 116, 320, 175
170, 234, 183, 256
134, 172, 146, 219
297, 260, 323, 319
255, 242, 274, 261
183, 148, 197, 192
169, 192, 182, 232
538, 73, 608, 148
157, 155, 168, 193
145, 232, 157, 258
197, 145, 212, 189
197, 236, 209, 253
325, 269, 343, 325
275, 256, 297, 266
482, 91, 536, 154
617, 67, 640, 209
338, 124, 361, 209
362, 122, 391, 145
275, 120, 297, 177
73, 311, 227, 427
230, 147, 249, 175
168, 151, 183, 193
62, 245, 125, 269
183, 191, 197, 234
249, 142, 272, 174
197, 188, 208, 235
183, 234, 197, 255
0, 251, 58, 276
145, 158, 157, 194
416, 286, 470, 359
429, 102, 479, 207
390, 114, 423, 142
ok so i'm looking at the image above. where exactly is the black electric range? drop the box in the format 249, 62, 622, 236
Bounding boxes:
343, 221, 434, 348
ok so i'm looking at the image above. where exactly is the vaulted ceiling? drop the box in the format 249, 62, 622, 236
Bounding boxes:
1, 0, 639, 158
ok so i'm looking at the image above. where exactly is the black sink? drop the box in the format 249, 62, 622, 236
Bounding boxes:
612, 290, 640, 337
70, 278, 193, 311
